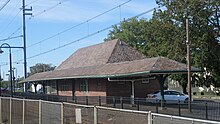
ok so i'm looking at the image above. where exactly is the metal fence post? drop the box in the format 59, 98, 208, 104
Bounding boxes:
148, 111, 152, 124
86, 96, 88, 105
9, 97, 12, 124
0, 97, 2, 123
94, 106, 97, 124
75, 96, 77, 104
61, 103, 63, 124
137, 98, 140, 111
205, 102, 208, 120
156, 99, 158, 113
178, 100, 181, 116
22, 99, 25, 124
99, 96, 101, 106
39, 100, 42, 124
120, 97, 123, 109
113, 97, 116, 108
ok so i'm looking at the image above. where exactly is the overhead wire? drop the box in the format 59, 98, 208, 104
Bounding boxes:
0, 0, 21, 38
2, 2, 164, 67
0, 0, 74, 62
25, 0, 40, 7
0, 9, 22, 37
3, 0, 130, 47
32, 0, 70, 17
0, 0, 10, 12
15, 5, 164, 62
0, 62, 24, 66
7, 26, 22, 39
0, 35, 23, 42
4, 0, 132, 63
27, 0, 132, 48
4, 0, 69, 41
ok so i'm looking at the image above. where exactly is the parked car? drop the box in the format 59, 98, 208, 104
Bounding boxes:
0, 88, 10, 94
147, 90, 190, 104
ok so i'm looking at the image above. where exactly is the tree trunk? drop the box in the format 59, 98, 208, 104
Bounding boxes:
158, 74, 169, 109
182, 82, 187, 94
34, 83, 38, 93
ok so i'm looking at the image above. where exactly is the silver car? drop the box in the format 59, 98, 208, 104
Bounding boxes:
147, 90, 190, 103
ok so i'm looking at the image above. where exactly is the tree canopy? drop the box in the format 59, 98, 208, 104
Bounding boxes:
105, 0, 220, 91
29, 63, 56, 76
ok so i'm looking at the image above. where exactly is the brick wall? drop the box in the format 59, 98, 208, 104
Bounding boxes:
75, 78, 107, 96
106, 78, 160, 98
134, 79, 160, 98
106, 81, 131, 97
56, 78, 160, 98
58, 79, 73, 96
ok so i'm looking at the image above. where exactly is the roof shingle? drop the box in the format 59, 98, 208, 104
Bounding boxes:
20, 57, 200, 83
20, 39, 200, 83
56, 39, 145, 70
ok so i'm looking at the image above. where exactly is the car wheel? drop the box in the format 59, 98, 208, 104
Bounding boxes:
184, 98, 188, 103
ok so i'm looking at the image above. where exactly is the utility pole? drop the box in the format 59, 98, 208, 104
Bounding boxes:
186, 17, 192, 112
0, 65, 2, 96
22, 0, 32, 92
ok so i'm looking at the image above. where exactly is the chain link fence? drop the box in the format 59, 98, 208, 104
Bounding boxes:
0, 97, 220, 124
10, 93, 220, 121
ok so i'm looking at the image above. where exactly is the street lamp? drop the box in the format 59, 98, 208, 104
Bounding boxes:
0, 43, 13, 96
0, 43, 23, 97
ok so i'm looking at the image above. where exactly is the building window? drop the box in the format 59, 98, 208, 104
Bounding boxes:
46, 81, 57, 94
51, 81, 57, 92
80, 79, 88, 92
60, 81, 69, 91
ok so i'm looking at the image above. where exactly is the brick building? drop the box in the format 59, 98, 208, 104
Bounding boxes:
21, 39, 199, 98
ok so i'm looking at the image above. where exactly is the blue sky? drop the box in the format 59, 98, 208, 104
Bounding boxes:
0, 0, 159, 80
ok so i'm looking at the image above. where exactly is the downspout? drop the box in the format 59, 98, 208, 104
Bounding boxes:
131, 81, 135, 105
56, 80, 59, 95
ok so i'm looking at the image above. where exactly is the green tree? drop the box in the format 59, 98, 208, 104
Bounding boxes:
1, 81, 10, 89
155, 0, 220, 87
106, 0, 220, 91
29, 63, 56, 76
106, 18, 188, 92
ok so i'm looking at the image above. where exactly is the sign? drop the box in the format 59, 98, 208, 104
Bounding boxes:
75, 108, 82, 123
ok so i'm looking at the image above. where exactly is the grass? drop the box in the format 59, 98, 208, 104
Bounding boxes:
192, 92, 220, 99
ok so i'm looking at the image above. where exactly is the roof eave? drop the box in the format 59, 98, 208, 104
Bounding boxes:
149, 69, 202, 74
19, 71, 151, 83
19, 69, 202, 83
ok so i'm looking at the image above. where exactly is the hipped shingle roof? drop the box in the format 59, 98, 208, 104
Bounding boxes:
56, 39, 146, 70
20, 39, 200, 83
20, 57, 200, 83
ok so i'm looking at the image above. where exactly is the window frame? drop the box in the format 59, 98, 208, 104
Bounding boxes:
79, 79, 88, 92
60, 81, 69, 92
